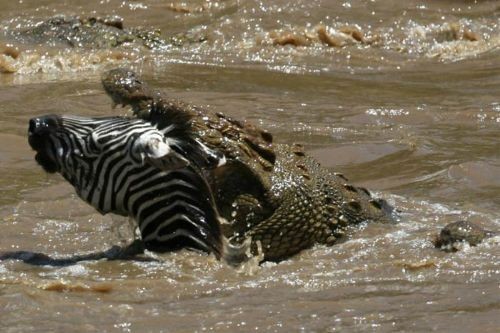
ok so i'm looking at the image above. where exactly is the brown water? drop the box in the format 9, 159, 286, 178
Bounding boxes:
1, 1, 499, 332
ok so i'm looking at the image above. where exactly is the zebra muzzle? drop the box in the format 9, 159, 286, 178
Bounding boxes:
28, 115, 61, 173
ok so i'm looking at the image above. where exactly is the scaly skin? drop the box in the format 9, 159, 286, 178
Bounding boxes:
434, 220, 496, 251
12, 16, 166, 49
102, 68, 393, 262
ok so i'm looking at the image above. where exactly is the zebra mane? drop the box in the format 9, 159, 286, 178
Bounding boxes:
147, 97, 195, 141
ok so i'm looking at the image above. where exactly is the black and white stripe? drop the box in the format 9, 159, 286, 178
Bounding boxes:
40, 115, 224, 256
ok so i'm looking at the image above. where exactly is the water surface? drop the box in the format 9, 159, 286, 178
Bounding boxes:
0, 1, 499, 332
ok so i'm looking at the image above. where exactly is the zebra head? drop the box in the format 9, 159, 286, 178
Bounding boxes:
28, 114, 192, 202
28, 113, 225, 256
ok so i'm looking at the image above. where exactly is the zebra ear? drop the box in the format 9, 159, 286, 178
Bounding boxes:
140, 136, 190, 170
168, 138, 226, 170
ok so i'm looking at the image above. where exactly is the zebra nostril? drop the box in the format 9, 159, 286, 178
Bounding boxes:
28, 118, 41, 135
28, 115, 60, 135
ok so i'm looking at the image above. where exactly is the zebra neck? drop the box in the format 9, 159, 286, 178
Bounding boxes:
128, 168, 223, 257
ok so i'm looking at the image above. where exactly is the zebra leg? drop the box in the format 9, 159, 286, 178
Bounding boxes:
226, 188, 337, 263
0, 239, 151, 266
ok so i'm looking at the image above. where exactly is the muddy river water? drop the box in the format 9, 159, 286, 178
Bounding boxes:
0, 0, 499, 332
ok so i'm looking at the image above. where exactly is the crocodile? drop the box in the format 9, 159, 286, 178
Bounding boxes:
10, 15, 167, 49
7, 15, 209, 50
434, 220, 496, 252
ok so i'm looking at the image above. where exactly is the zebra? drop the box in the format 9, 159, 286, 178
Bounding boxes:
28, 112, 228, 259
